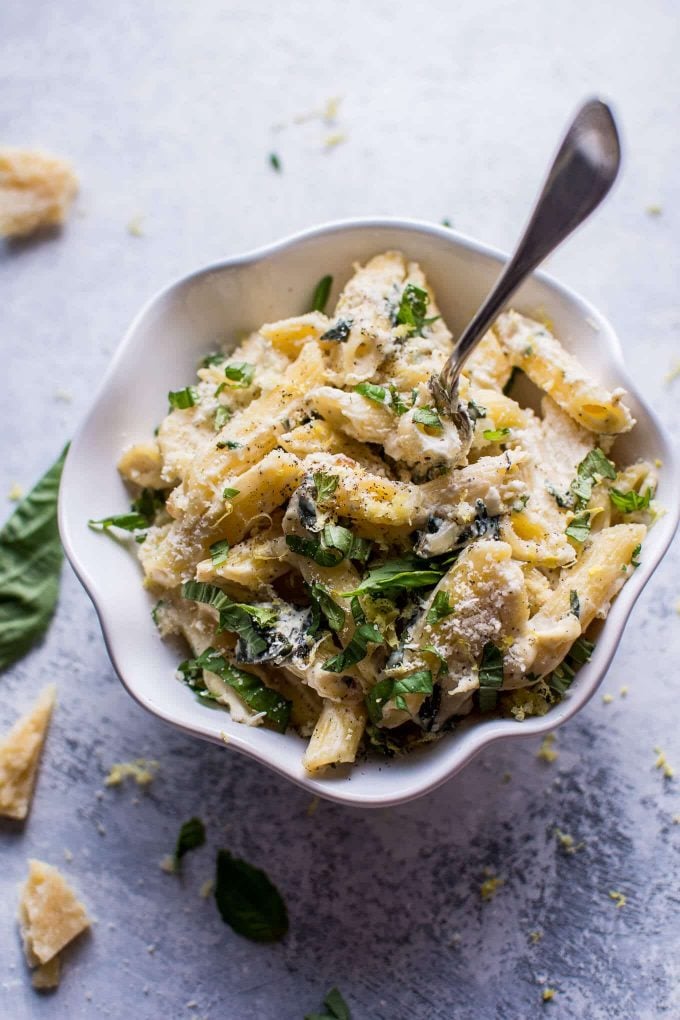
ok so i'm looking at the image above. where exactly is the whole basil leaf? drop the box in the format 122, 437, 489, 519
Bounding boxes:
215, 849, 288, 942
0, 446, 68, 672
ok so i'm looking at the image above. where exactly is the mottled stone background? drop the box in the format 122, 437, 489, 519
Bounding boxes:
1, 1, 679, 1017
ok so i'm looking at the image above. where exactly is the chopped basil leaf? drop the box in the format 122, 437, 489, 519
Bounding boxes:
570, 448, 616, 508
286, 534, 342, 568
366, 670, 433, 723
222, 487, 240, 499
426, 590, 454, 624
395, 283, 438, 337
0, 446, 67, 672
631, 543, 641, 567
307, 582, 345, 633
350, 596, 365, 624
215, 849, 288, 942
210, 540, 230, 566
200, 352, 226, 368
355, 381, 388, 405
569, 590, 580, 618
478, 642, 503, 712
342, 557, 444, 598
441, 218, 452, 228
224, 362, 255, 387
180, 646, 291, 731
322, 623, 384, 672
286, 527, 371, 568
549, 659, 576, 695
313, 471, 339, 504
566, 513, 591, 543
269, 152, 282, 172
467, 398, 488, 422
174, 817, 206, 871
548, 634, 595, 694
168, 386, 198, 410
320, 319, 352, 342
569, 635, 595, 664
413, 406, 443, 430
310, 274, 333, 313
88, 511, 150, 532
151, 600, 164, 627
214, 405, 232, 431
609, 487, 653, 513
304, 986, 352, 1020
389, 384, 410, 415
182, 582, 280, 664
216, 439, 242, 450
483, 427, 511, 442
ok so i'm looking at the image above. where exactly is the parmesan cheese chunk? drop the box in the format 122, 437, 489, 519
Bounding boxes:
19, 859, 90, 966
0, 685, 56, 820
0, 148, 78, 238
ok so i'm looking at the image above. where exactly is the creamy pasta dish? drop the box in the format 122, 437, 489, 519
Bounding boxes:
97, 252, 656, 773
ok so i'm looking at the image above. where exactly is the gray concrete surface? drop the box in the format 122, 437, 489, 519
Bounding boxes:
1, 1, 679, 1017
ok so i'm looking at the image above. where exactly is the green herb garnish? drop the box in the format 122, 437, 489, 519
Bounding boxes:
313, 471, 339, 504
322, 623, 384, 672
89, 511, 150, 532
216, 439, 242, 450
413, 406, 443, 430
566, 513, 591, 543
354, 382, 388, 405
426, 590, 454, 625
569, 590, 580, 618
209, 540, 230, 566
305, 986, 352, 1020
467, 398, 488, 422
182, 582, 279, 664
269, 152, 282, 172
395, 283, 438, 337
366, 670, 433, 723
341, 558, 443, 598
609, 487, 653, 513
478, 642, 503, 712
631, 543, 642, 567
224, 362, 255, 387
215, 849, 288, 942
168, 386, 199, 410
570, 448, 616, 508
179, 646, 291, 731
310, 275, 333, 313
286, 527, 371, 569
320, 318, 353, 342
222, 487, 240, 499
307, 582, 345, 634
0, 446, 68, 672
388, 384, 410, 415
200, 352, 226, 368
421, 644, 448, 678
173, 817, 206, 871
214, 405, 232, 431
483, 427, 511, 442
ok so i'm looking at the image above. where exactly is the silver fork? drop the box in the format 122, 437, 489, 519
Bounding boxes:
430, 97, 621, 437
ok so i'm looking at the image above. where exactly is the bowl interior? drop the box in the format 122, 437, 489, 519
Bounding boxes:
59, 220, 680, 807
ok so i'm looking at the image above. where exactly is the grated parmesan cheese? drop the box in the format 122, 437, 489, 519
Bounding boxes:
536, 733, 558, 763
104, 759, 158, 787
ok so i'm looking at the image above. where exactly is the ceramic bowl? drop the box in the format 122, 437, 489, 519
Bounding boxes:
59, 218, 680, 807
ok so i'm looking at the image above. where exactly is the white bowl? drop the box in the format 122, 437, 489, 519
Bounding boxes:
59, 218, 680, 808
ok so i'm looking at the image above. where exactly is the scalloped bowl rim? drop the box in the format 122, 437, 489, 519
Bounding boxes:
59, 217, 680, 808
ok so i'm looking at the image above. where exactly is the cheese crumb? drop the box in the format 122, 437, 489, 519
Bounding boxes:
0, 148, 78, 237
609, 889, 626, 909
324, 132, 346, 149
602, 693, 614, 704
620, 686, 629, 698
306, 796, 319, 817
19, 859, 90, 974
480, 873, 504, 901
0, 685, 56, 820
199, 879, 214, 899
554, 828, 584, 854
542, 988, 557, 1002
654, 748, 675, 779
664, 361, 680, 385
646, 203, 663, 216
160, 855, 176, 874
8, 482, 24, 501
104, 759, 158, 787
529, 930, 544, 944
54, 388, 72, 403
127, 215, 145, 237
536, 733, 558, 763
